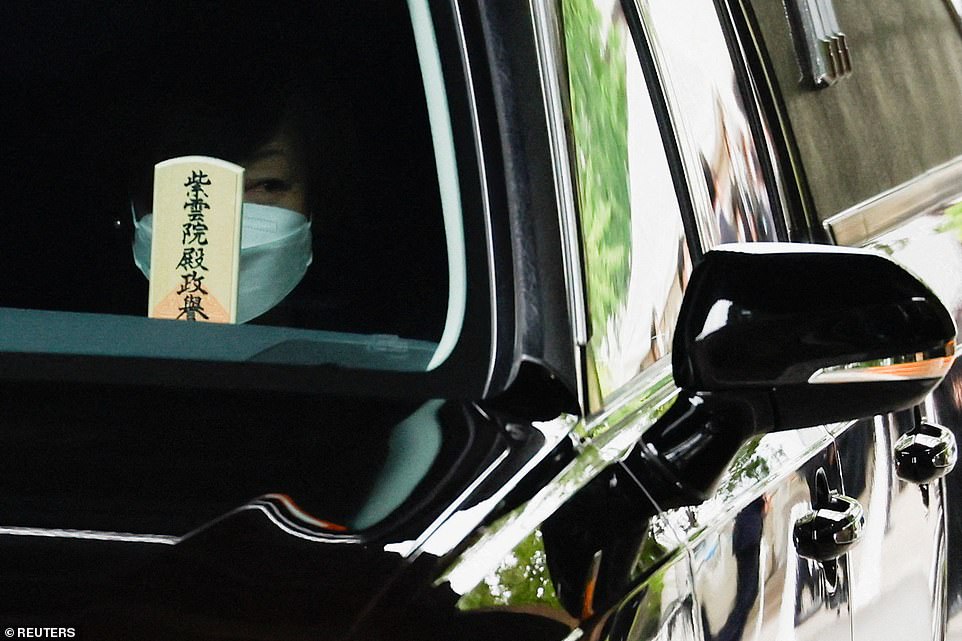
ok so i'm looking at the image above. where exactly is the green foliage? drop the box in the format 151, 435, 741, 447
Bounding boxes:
563, 0, 632, 341
457, 529, 561, 610
938, 200, 962, 242
716, 435, 771, 498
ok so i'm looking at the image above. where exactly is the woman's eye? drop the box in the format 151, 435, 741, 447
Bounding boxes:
245, 179, 291, 194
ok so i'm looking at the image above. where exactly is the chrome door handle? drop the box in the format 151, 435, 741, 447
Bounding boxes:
895, 421, 958, 484
794, 469, 864, 562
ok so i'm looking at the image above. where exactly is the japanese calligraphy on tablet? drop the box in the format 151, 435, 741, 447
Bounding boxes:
147, 156, 243, 323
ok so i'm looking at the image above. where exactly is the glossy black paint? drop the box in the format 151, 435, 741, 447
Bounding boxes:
673, 247, 955, 390
0, 1, 584, 637
0, 382, 516, 637
541, 465, 660, 618
673, 247, 954, 429
623, 391, 767, 508
631, 246, 956, 511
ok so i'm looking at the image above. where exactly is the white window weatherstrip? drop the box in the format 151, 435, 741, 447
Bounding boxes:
407, 0, 468, 371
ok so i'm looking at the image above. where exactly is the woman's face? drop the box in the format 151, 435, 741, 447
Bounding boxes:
241, 128, 307, 215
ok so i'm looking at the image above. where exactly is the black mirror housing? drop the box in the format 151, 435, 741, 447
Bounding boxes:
672, 244, 956, 429
629, 244, 957, 509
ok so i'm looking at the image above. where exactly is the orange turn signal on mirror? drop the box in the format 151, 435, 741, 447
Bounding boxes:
808, 341, 956, 384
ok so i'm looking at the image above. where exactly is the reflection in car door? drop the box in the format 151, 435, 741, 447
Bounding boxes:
825, 184, 962, 641
556, 1, 856, 639
740, 0, 962, 638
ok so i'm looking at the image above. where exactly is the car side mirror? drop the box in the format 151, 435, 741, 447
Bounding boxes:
625, 243, 957, 508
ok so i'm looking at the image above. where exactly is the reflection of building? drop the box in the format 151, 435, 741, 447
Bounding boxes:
705, 89, 775, 244
643, 0, 780, 251
587, 0, 783, 398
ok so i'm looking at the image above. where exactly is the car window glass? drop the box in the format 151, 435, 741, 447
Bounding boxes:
0, 1, 464, 373
563, 0, 693, 405
641, 0, 781, 248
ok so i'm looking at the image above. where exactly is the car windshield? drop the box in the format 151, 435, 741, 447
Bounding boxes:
0, 1, 466, 373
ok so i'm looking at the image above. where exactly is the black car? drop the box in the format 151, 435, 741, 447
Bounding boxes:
1, 1, 962, 640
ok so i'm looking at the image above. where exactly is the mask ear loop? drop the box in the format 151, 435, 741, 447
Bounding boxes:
129, 198, 153, 280
129, 199, 139, 230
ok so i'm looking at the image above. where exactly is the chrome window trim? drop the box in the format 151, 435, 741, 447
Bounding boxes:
823, 154, 962, 247
384, 413, 576, 559
450, 0, 500, 396
530, 0, 588, 351
0, 527, 179, 545
717, 0, 793, 239
725, 0, 820, 242
630, 0, 781, 250
439, 359, 679, 595
630, 0, 716, 252
946, 0, 962, 33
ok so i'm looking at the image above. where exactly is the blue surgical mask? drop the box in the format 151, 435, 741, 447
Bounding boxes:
133, 203, 313, 323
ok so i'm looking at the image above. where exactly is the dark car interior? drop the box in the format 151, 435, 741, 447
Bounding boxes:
0, 2, 449, 342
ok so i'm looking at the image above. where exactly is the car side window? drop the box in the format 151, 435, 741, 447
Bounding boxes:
0, 2, 470, 374
562, 0, 693, 406
638, 0, 782, 250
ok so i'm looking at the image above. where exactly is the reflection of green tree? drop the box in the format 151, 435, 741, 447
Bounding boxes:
632, 529, 669, 576
451, 378, 681, 616
457, 529, 561, 610
872, 237, 909, 256
939, 201, 962, 242
716, 435, 771, 498
563, 0, 631, 341
632, 574, 667, 641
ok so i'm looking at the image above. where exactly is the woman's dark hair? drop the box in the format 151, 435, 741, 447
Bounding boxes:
125, 6, 329, 216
